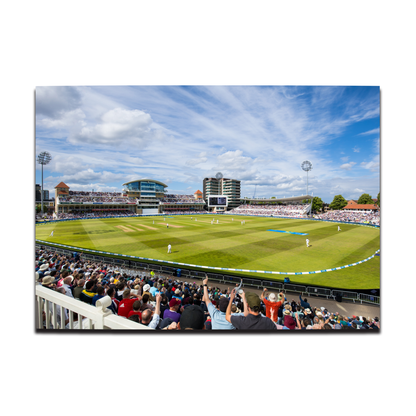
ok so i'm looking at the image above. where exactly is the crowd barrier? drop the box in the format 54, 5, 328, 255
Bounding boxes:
35, 284, 150, 330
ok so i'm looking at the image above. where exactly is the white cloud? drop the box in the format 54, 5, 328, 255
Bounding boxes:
48, 169, 127, 186
359, 128, 380, 136
69, 107, 164, 147
353, 146, 360, 153
340, 162, 356, 170
360, 157, 379, 172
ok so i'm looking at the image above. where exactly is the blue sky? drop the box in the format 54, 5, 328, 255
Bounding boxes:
35, 85, 380, 203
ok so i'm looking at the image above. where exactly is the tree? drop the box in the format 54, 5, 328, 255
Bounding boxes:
376, 192, 380, 207
311, 196, 323, 212
329, 195, 348, 210
357, 193, 373, 204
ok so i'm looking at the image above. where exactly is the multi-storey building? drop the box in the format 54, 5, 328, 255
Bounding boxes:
203, 177, 241, 210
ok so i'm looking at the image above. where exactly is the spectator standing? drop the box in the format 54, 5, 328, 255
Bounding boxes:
226, 289, 277, 330
202, 275, 235, 330
260, 288, 284, 323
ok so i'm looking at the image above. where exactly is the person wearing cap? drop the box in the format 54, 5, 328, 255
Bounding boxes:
225, 289, 277, 330
163, 298, 182, 323
202, 275, 235, 330
260, 288, 284, 324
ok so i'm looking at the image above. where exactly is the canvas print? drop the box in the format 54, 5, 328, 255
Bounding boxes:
35, 86, 380, 331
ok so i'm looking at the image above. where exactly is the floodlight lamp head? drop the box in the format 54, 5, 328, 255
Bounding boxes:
216, 172, 223, 180
301, 160, 312, 172
37, 151, 52, 165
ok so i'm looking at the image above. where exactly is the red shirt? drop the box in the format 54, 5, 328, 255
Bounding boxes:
117, 298, 139, 318
127, 310, 142, 319
262, 298, 283, 323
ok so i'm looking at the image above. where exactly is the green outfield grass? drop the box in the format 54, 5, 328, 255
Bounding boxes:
35, 215, 380, 290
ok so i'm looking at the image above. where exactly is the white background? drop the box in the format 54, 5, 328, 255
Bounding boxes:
2, 1, 413, 415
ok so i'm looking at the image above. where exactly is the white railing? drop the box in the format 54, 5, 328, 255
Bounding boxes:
35, 285, 152, 330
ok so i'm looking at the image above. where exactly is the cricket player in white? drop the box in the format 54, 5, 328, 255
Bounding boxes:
306, 238, 310, 247
167, 244, 172, 253
338, 225, 341, 231
50, 231, 54, 237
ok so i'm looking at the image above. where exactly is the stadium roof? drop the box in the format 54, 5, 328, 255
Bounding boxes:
243, 195, 313, 203
122, 179, 168, 188
343, 203, 379, 210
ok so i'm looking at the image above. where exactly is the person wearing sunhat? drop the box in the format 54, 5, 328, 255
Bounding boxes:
260, 288, 284, 324
37, 262, 50, 281
41, 275, 59, 289
225, 289, 277, 330
283, 309, 297, 329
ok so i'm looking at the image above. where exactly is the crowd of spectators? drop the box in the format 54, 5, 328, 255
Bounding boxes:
226, 204, 309, 218
160, 194, 205, 204
50, 211, 137, 219
58, 191, 136, 204
161, 209, 209, 214
36, 249, 380, 331
314, 210, 380, 225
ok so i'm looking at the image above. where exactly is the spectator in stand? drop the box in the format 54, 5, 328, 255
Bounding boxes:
163, 298, 181, 323
127, 301, 142, 320
117, 289, 140, 318
141, 294, 162, 329
178, 305, 206, 330
299, 294, 311, 310
139, 294, 154, 312
283, 309, 297, 329
142, 284, 154, 301
226, 289, 277, 330
202, 275, 235, 330
79, 280, 96, 304
62, 276, 74, 298
92, 285, 105, 306
260, 288, 284, 324
73, 279, 85, 299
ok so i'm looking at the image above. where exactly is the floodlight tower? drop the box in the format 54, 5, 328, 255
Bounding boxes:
301, 160, 313, 195
301, 160, 313, 217
37, 151, 52, 217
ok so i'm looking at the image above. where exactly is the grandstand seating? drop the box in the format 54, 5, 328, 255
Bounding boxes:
226, 204, 309, 218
